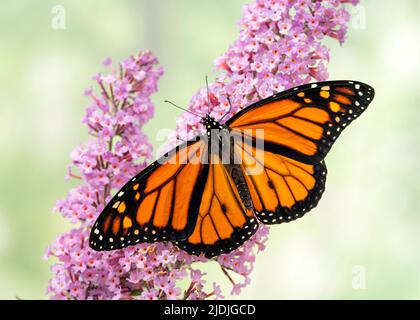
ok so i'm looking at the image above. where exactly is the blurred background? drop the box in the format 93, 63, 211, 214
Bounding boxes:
0, 0, 419, 299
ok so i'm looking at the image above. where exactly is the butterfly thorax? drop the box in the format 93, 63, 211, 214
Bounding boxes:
203, 115, 226, 132
203, 115, 230, 158
203, 115, 231, 148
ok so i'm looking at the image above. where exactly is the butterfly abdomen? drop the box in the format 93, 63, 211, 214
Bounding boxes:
225, 163, 253, 210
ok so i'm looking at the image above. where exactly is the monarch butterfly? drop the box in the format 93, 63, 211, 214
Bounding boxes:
90, 80, 374, 258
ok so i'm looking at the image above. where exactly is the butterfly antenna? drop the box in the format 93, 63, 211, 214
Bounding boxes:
219, 95, 233, 122
176, 134, 187, 143
164, 100, 202, 118
205, 76, 211, 115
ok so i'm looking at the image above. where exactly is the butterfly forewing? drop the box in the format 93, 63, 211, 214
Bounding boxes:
89, 139, 208, 250
227, 80, 375, 164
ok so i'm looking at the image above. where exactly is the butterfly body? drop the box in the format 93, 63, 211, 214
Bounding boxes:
90, 80, 375, 258
202, 115, 254, 211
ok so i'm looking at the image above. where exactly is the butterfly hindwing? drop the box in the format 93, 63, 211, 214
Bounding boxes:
227, 80, 375, 165
176, 154, 259, 258
234, 141, 327, 224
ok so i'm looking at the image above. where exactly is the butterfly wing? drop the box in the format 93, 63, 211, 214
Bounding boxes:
233, 141, 326, 224
176, 153, 259, 258
89, 139, 209, 250
227, 80, 374, 224
226, 80, 375, 165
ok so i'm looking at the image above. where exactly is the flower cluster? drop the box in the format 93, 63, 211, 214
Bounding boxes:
173, 0, 358, 140
45, 51, 240, 300
169, 0, 359, 294
46, 0, 358, 300
45, 51, 195, 300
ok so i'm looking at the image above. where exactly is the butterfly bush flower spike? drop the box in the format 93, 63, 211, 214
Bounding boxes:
170, 0, 359, 295
46, 0, 359, 300
47, 52, 231, 300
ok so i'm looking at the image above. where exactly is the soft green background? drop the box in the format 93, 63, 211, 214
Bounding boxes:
0, 0, 419, 299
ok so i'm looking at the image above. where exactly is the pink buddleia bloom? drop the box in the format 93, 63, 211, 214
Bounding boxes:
167, 0, 359, 296
166, 286, 182, 300
46, 0, 359, 300
45, 51, 196, 301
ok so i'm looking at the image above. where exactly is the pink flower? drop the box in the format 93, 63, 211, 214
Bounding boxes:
113, 79, 132, 101
103, 57, 113, 67
166, 286, 182, 300
191, 269, 206, 286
